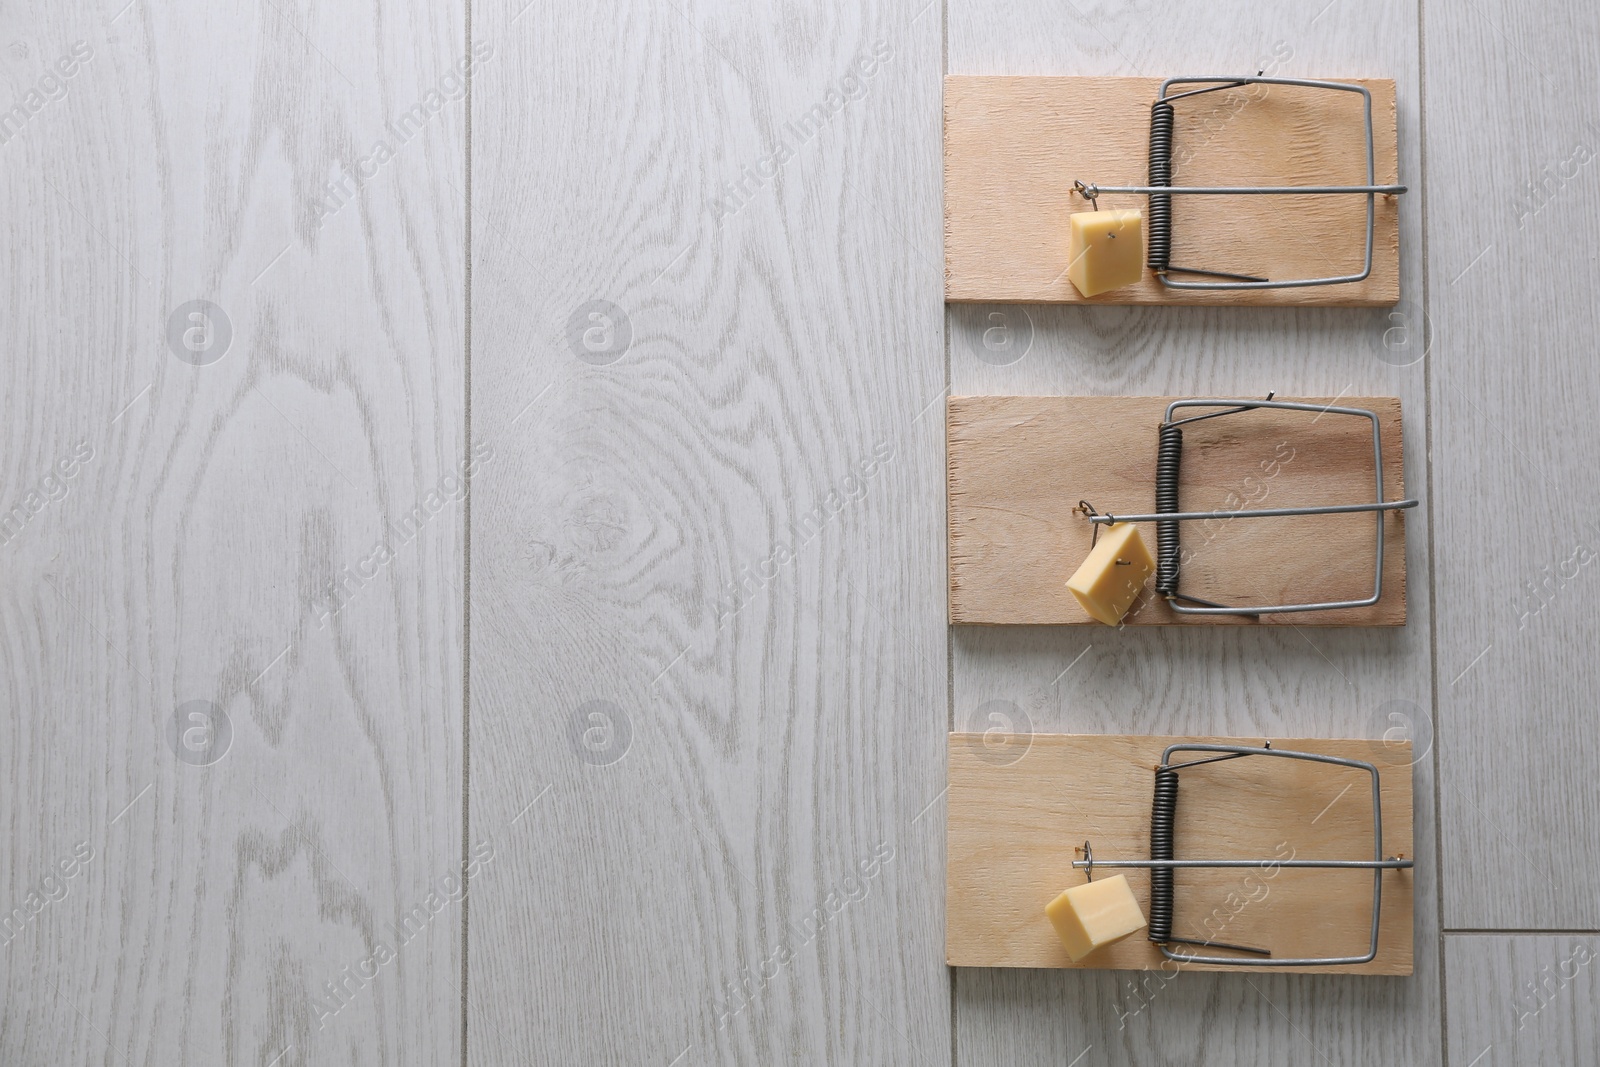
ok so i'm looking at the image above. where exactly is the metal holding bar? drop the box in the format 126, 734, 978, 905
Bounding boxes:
1085, 500, 1416, 525
1075, 858, 1415, 871
1079, 184, 1408, 197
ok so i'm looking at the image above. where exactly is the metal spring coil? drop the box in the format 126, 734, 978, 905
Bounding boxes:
1155, 422, 1183, 596
1146, 102, 1175, 272
1147, 766, 1179, 944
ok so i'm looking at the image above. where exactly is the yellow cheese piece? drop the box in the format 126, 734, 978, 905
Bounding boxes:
1066, 209, 1144, 297
1066, 521, 1154, 625
1046, 874, 1148, 962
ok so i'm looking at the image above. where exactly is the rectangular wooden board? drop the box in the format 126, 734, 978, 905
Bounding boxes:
944, 76, 1402, 305
947, 395, 1408, 626
946, 733, 1415, 974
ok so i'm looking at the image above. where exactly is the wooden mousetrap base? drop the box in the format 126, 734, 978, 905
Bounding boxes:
946, 733, 1414, 974
946, 395, 1408, 626
944, 76, 1401, 305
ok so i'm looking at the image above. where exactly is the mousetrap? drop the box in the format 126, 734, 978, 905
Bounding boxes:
946, 395, 1412, 626
946, 733, 1415, 974
944, 75, 1404, 305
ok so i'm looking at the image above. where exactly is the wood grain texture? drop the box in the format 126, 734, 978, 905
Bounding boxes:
948, 733, 1414, 973
944, 76, 1402, 305
1426, 0, 1600, 929
947, 395, 1409, 625
5, 0, 1594, 1061
1444, 935, 1600, 1067
0, 1, 465, 1064
466, 1, 949, 1064
947, 1, 1441, 1062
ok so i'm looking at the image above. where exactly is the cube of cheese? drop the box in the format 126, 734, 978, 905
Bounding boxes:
1046, 874, 1148, 962
1066, 521, 1154, 626
1066, 209, 1144, 298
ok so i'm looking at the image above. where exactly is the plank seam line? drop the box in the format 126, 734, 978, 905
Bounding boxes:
1445, 929, 1600, 936
1417, 2, 1451, 1063
460, 0, 474, 1063
941, 3, 957, 1065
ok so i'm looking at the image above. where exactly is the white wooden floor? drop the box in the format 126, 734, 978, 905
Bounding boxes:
2, 0, 1595, 1063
